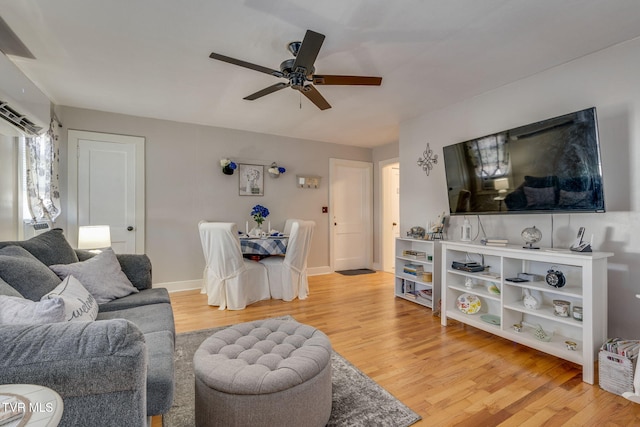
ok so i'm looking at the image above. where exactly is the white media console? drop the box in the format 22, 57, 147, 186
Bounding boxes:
440, 241, 613, 384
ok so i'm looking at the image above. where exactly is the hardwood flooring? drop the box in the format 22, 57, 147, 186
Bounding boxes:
155, 272, 640, 426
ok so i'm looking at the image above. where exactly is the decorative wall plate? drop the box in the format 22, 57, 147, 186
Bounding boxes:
456, 293, 481, 314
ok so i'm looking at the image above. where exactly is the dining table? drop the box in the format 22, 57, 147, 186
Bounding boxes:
240, 236, 289, 257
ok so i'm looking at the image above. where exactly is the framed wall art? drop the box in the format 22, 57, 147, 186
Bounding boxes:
239, 164, 264, 196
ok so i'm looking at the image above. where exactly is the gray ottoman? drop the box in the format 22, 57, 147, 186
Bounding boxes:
193, 319, 332, 427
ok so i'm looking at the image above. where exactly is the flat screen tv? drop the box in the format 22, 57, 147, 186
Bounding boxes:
443, 107, 605, 215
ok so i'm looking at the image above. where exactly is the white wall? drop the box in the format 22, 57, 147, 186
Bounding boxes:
58, 106, 377, 286
400, 36, 640, 339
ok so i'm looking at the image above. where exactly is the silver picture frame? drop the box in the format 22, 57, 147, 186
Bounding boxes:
238, 164, 264, 196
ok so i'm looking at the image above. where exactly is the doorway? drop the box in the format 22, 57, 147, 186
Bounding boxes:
67, 130, 145, 253
329, 158, 373, 271
381, 159, 400, 273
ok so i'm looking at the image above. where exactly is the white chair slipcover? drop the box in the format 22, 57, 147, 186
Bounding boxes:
198, 221, 270, 310
260, 220, 315, 301
283, 218, 302, 236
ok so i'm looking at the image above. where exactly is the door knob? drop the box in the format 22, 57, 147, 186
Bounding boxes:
392, 222, 397, 226
127, 226, 134, 231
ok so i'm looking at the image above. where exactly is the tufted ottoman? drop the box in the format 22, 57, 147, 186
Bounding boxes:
193, 318, 332, 427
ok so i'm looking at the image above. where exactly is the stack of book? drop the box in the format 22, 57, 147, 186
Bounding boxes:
481, 238, 509, 246
403, 263, 424, 276
402, 250, 426, 259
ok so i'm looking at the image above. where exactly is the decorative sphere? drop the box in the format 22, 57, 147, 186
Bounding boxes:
521, 226, 542, 248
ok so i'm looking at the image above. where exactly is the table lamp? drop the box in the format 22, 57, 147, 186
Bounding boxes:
78, 225, 111, 252
494, 178, 509, 194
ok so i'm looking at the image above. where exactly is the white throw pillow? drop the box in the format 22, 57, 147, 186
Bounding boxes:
42, 275, 98, 322
0, 295, 65, 324
49, 248, 139, 304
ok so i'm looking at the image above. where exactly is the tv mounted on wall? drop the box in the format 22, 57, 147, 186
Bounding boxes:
443, 107, 605, 215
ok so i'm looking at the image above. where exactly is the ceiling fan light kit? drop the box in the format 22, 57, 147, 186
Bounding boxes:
209, 30, 382, 110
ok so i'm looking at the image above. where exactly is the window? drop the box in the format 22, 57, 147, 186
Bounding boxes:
20, 121, 61, 223
467, 133, 510, 179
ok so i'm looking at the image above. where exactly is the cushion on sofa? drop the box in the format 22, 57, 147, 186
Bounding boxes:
98, 288, 171, 312
76, 250, 153, 291
0, 295, 65, 324
0, 246, 62, 301
50, 248, 139, 304
42, 275, 99, 322
0, 228, 79, 266
97, 303, 175, 335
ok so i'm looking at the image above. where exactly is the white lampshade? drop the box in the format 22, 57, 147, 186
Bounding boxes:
78, 225, 111, 250
494, 178, 509, 193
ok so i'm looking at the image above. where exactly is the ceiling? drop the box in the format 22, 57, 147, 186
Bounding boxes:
2, 0, 640, 148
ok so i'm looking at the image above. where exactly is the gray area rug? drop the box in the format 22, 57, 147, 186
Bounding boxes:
163, 317, 421, 427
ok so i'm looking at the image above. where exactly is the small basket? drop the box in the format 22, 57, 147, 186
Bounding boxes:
598, 350, 636, 395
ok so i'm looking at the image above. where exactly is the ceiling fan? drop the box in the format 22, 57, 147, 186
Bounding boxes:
209, 30, 382, 110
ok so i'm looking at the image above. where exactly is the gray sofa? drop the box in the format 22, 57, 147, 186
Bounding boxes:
0, 229, 175, 426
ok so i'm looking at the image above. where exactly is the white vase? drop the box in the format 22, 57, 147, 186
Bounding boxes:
523, 288, 540, 310
249, 225, 263, 237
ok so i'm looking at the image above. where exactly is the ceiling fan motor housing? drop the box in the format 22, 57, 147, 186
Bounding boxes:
280, 58, 315, 80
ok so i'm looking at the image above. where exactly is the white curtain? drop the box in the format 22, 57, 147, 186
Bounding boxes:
25, 119, 61, 222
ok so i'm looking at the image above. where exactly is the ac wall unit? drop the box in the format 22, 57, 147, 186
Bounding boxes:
0, 52, 50, 136
23, 220, 52, 239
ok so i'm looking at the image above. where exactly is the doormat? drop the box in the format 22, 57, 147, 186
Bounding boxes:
336, 268, 376, 276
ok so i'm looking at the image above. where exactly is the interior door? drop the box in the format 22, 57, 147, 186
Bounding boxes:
330, 158, 373, 271
67, 130, 145, 253
382, 162, 400, 272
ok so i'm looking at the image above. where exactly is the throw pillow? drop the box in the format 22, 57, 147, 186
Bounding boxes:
0, 246, 62, 301
49, 248, 139, 304
0, 277, 23, 298
42, 275, 98, 322
0, 295, 65, 324
0, 228, 79, 266
523, 186, 556, 209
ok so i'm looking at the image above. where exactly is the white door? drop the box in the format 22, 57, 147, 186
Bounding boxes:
330, 158, 373, 271
67, 130, 145, 253
381, 161, 400, 272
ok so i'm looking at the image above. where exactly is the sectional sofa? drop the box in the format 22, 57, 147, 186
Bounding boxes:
0, 229, 175, 426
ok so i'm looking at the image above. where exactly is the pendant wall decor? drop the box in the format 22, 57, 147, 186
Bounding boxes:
417, 143, 438, 176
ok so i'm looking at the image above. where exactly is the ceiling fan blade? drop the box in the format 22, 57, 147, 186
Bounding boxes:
300, 85, 331, 110
209, 52, 283, 78
292, 30, 325, 72
244, 82, 290, 100
312, 75, 382, 86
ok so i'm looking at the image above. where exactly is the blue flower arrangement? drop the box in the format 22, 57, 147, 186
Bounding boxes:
220, 158, 237, 175
251, 204, 270, 226
268, 163, 286, 177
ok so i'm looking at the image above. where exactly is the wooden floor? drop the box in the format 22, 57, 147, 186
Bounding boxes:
154, 272, 640, 426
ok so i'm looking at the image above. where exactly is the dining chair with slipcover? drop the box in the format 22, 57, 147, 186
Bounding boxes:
198, 221, 270, 310
259, 220, 315, 301
283, 218, 302, 236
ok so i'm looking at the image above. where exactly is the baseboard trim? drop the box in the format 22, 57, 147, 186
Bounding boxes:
308, 266, 332, 276
155, 279, 202, 293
